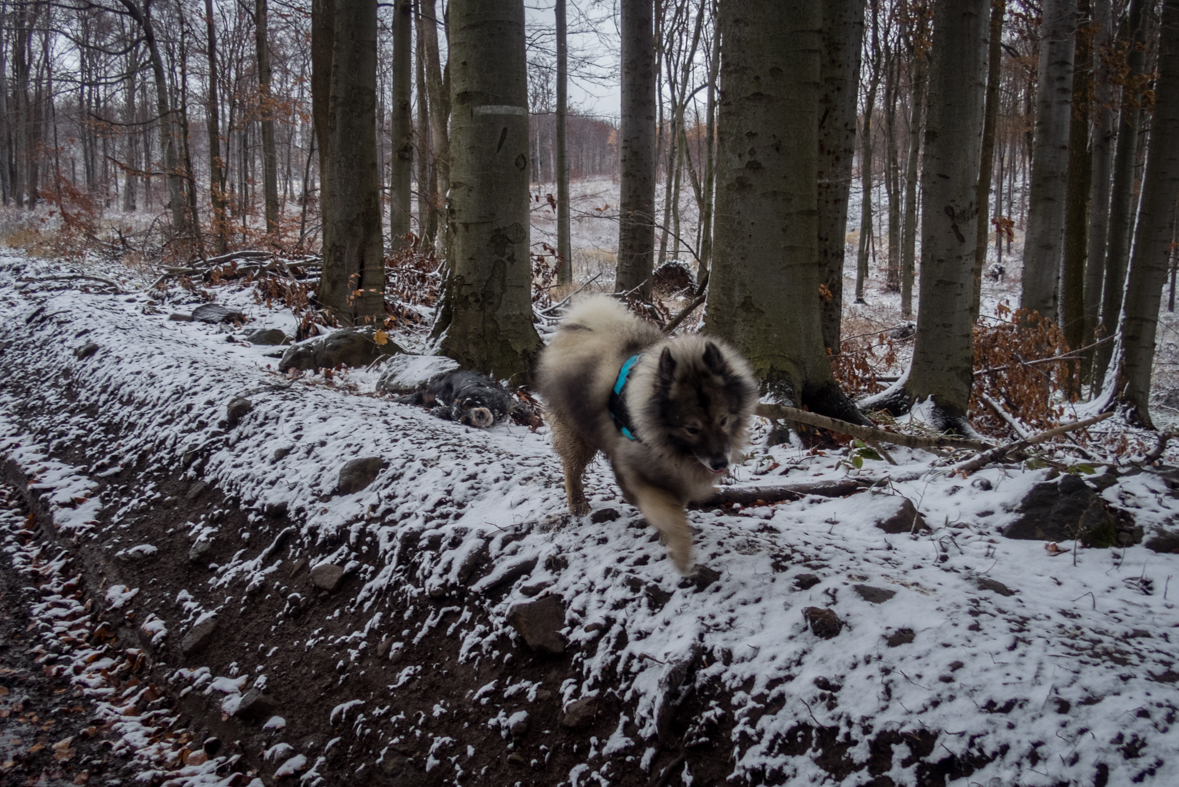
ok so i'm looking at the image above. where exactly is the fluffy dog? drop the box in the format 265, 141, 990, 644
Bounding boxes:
536, 295, 757, 573
399, 370, 515, 427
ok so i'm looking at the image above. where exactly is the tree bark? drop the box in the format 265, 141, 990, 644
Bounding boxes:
817, 0, 866, 352
615, 0, 657, 298
706, 0, 863, 422
556, 0, 572, 284
901, 50, 927, 320
1061, 0, 1092, 354
1083, 0, 1114, 380
870, 0, 989, 432
204, 0, 228, 255
1020, 0, 1076, 323
1094, 0, 1148, 387
972, 0, 1006, 321
418, 0, 450, 249
390, 0, 413, 251
314, 0, 386, 324
432, 0, 541, 382
1115, 0, 1179, 427
855, 7, 881, 307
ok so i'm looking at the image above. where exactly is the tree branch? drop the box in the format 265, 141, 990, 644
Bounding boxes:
756, 403, 991, 452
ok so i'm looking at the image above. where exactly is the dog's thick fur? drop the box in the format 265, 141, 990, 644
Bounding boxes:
398, 370, 515, 427
537, 295, 757, 573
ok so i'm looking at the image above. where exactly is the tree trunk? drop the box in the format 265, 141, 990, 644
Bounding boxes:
855, 8, 881, 307
1094, 0, 1148, 387
432, 0, 541, 382
1083, 0, 1114, 380
418, 0, 450, 249
204, 0, 228, 254
884, 50, 902, 293
706, 0, 863, 422
615, 0, 657, 298
817, 0, 866, 352
872, 0, 989, 432
314, 0, 386, 324
971, 0, 1006, 320
697, 9, 720, 288
556, 0, 572, 284
1116, 0, 1179, 426
390, 0, 413, 251
415, 0, 432, 242
1061, 0, 1092, 354
256, 0, 280, 237
1020, 0, 1076, 323
901, 50, 927, 320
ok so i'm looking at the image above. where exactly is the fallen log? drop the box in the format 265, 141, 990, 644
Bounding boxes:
755, 403, 991, 452
951, 412, 1114, 475
708, 478, 874, 507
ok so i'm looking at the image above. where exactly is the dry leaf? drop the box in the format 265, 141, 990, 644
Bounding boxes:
373, 329, 389, 346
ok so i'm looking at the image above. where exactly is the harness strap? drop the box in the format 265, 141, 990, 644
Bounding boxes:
608, 354, 642, 441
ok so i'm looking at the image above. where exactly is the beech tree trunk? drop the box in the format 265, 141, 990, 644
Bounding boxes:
1020, 0, 1076, 323
706, 0, 863, 422
871, 0, 989, 432
855, 8, 881, 307
256, 0, 279, 237
313, 0, 386, 324
1115, 0, 1179, 427
418, 0, 450, 249
432, 0, 541, 382
389, 0, 413, 250
556, 0, 572, 284
972, 0, 1005, 320
901, 51, 927, 320
1061, 0, 1092, 353
1083, 0, 1114, 380
817, 0, 866, 352
204, 0, 228, 255
615, 0, 657, 298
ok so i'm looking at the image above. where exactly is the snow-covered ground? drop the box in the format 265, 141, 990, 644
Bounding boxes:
1, 249, 1177, 786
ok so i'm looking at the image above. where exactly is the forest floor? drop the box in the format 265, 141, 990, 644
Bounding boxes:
2, 183, 1179, 785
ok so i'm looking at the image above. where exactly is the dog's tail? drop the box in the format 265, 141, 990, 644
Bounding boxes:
557, 294, 631, 333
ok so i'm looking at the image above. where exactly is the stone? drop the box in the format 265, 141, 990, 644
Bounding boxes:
186, 481, 208, 502
310, 563, 346, 593
1004, 474, 1124, 547
245, 328, 289, 346
509, 712, 530, 737
506, 595, 567, 656
853, 584, 896, 604
192, 303, 244, 324
802, 607, 845, 639
279, 326, 406, 373
794, 573, 821, 590
189, 539, 214, 565
376, 354, 460, 395
181, 617, 217, 655
590, 508, 620, 524
561, 698, 597, 729
874, 497, 929, 534
885, 628, 915, 647
1146, 529, 1179, 554
234, 688, 278, 722
73, 341, 99, 359
226, 397, 252, 429
975, 577, 1015, 596
337, 457, 386, 495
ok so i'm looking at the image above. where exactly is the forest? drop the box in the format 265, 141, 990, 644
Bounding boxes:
0, 1, 1178, 786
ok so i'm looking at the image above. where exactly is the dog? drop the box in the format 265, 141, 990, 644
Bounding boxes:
536, 295, 758, 574
398, 370, 517, 428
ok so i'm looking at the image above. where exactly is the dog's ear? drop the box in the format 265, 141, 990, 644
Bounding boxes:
658, 347, 677, 381
702, 342, 729, 375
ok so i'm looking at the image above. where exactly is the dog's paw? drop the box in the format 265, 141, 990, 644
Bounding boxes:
569, 499, 591, 517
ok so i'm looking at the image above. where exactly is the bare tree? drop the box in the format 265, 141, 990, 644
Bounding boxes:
389, 0, 412, 250
555, 0, 572, 284
615, 0, 656, 298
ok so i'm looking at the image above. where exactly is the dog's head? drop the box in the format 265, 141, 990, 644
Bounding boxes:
647, 339, 757, 475
458, 404, 495, 428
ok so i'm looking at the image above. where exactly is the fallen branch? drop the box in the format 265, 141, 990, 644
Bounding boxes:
755, 403, 991, 452
709, 478, 874, 507
952, 412, 1114, 475
978, 393, 1029, 439
973, 335, 1114, 378
662, 292, 707, 335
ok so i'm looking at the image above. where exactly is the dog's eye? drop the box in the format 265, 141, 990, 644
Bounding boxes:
720, 416, 729, 427
685, 426, 700, 435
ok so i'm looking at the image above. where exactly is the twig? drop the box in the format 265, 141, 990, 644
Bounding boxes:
978, 393, 1030, 439
662, 292, 707, 335
951, 412, 1115, 475
973, 335, 1114, 377
536, 273, 603, 317
756, 403, 991, 452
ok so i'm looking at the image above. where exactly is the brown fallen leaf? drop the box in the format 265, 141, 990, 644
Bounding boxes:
0, 686, 8, 696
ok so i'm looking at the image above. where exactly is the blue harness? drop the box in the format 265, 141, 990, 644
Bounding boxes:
608, 354, 642, 441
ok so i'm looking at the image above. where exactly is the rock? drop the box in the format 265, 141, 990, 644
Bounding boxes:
506, 595, 567, 656
691, 565, 721, 591
889, 322, 916, 340
226, 397, 252, 429
975, 577, 1015, 596
186, 481, 208, 502
509, 712, 530, 737
181, 617, 217, 655
169, 313, 192, 322
234, 688, 278, 722
1004, 474, 1124, 547
310, 563, 346, 593
853, 584, 896, 604
73, 341, 99, 359
802, 606, 845, 639
794, 573, 821, 590
245, 328, 289, 346
273, 446, 293, 462
874, 497, 929, 534
279, 326, 406, 373
561, 698, 597, 729
337, 457, 386, 495
192, 303, 244, 324
376, 354, 460, 395
885, 628, 915, 647
1146, 529, 1179, 554
189, 539, 214, 564
590, 508, 620, 524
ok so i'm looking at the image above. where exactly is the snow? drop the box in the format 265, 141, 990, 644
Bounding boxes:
1, 250, 1177, 785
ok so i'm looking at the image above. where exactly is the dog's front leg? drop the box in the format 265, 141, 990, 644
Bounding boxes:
631, 483, 694, 575
551, 418, 593, 516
